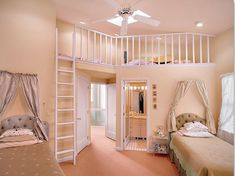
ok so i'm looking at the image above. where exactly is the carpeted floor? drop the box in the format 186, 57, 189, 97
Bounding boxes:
60, 126, 179, 176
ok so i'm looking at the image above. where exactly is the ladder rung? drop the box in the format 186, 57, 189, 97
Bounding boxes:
57, 149, 74, 155
57, 122, 74, 125
58, 56, 73, 61
58, 69, 73, 73
57, 96, 74, 98
57, 82, 74, 86
57, 135, 74, 140
57, 108, 74, 112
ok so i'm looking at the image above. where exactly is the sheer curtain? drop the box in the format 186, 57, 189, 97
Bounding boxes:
0, 71, 19, 116
218, 73, 234, 144
21, 74, 48, 141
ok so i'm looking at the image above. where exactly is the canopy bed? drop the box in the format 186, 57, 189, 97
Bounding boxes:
167, 80, 234, 176
0, 71, 65, 176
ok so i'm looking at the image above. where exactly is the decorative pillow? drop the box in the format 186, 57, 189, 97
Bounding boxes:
0, 128, 34, 138
184, 121, 208, 131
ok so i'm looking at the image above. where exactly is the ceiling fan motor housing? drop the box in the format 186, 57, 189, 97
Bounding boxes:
118, 7, 133, 17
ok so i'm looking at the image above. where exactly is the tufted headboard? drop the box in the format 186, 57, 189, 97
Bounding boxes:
0, 115, 49, 137
176, 113, 206, 130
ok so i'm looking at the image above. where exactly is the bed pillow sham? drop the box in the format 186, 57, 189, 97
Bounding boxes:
0, 128, 34, 138
183, 121, 208, 131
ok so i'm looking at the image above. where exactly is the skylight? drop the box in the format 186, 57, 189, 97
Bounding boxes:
107, 10, 151, 27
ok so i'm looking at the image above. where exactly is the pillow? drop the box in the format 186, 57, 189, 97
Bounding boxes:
178, 130, 213, 138
184, 121, 208, 131
180, 127, 208, 132
0, 128, 34, 138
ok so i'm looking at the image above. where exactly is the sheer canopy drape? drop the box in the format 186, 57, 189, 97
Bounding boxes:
0, 71, 19, 115
167, 80, 216, 134
0, 71, 48, 141
21, 74, 48, 141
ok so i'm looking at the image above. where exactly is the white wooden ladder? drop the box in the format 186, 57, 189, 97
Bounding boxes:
55, 27, 77, 165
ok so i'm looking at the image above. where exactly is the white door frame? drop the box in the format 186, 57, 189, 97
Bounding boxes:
121, 78, 151, 151
76, 76, 90, 155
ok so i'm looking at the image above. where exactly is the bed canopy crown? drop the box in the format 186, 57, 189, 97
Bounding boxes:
167, 80, 216, 134
0, 71, 48, 141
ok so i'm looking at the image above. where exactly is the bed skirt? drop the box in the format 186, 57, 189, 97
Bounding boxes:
169, 148, 187, 176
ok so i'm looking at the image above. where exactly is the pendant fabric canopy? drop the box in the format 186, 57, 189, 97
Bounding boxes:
0, 71, 48, 141
167, 80, 216, 134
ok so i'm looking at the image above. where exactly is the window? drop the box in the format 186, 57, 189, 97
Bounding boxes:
219, 74, 234, 134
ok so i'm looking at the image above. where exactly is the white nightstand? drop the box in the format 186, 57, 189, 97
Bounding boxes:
149, 135, 169, 154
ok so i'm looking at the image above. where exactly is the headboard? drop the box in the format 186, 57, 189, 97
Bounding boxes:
176, 113, 206, 130
0, 115, 49, 137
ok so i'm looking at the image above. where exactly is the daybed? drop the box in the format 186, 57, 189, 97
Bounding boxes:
169, 113, 234, 176
0, 115, 65, 176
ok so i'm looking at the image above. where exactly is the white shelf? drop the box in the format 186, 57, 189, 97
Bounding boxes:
58, 69, 73, 73
57, 96, 74, 98
57, 82, 74, 86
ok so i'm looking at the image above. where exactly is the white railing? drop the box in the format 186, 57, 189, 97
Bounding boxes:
58, 25, 214, 67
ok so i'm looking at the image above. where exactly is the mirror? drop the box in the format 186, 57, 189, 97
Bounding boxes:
125, 82, 147, 115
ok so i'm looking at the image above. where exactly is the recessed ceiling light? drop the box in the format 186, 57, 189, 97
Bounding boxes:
107, 10, 150, 27
80, 21, 86, 25
195, 21, 203, 27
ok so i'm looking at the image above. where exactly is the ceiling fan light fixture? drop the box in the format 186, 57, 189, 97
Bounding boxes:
107, 10, 150, 26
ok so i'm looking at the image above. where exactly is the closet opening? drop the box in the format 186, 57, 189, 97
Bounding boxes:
122, 80, 149, 151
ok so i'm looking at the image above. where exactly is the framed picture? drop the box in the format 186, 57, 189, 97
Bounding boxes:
152, 84, 156, 90
153, 97, 157, 103
153, 104, 157, 109
153, 91, 157, 96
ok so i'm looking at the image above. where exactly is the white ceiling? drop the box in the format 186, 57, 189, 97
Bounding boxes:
53, 0, 233, 36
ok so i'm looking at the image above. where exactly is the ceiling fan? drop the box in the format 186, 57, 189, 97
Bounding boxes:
92, 0, 160, 36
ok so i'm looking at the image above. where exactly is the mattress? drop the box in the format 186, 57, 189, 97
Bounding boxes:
0, 142, 65, 176
170, 132, 234, 176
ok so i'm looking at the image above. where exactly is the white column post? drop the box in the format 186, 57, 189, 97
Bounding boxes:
145, 36, 147, 65
200, 35, 202, 64
138, 36, 141, 66
164, 35, 167, 64
132, 36, 134, 63
110, 37, 113, 65
171, 34, 174, 64
207, 36, 210, 63
151, 36, 154, 65
115, 37, 118, 65
192, 34, 195, 63
185, 33, 188, 63
178, 34, 181, 64
100, 34, 102, 63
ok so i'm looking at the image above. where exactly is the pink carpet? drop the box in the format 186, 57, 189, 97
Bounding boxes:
60, 126, 179, 176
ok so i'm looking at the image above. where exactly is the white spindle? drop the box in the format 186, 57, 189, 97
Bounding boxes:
164, 35, 167, 64
138, 36, 140, 66
115, 38, 118, 65
126, 37, 129, 64
171, 34, 174, 64
151, 36, 154, 65
178, 34, 181, 64
100, 34, 102, 63
145, 36, 147, 65
207, 36, 210, 63
185, 33, 188, 63
110, 37, 112, 65
105, 36, 107, 64
157, 37, 160, 65
200, 35, 202, 64
80, 28, 83, 60
132, 37, 134, 63
121, 37, 123, 64
94, 32, 96, 61
192, 34, 195, 63
88, 30, 90, 60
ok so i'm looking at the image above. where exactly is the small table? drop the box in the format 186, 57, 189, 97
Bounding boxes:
149, 135, 169, 154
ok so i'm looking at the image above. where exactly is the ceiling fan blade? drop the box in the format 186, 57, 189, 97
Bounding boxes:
103, 0, 120, 9
120, 18, 128, 36
134, 15, 160, 27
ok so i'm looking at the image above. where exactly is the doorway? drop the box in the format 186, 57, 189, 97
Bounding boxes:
90, 83, 116, 141
122, 80, 149, 151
